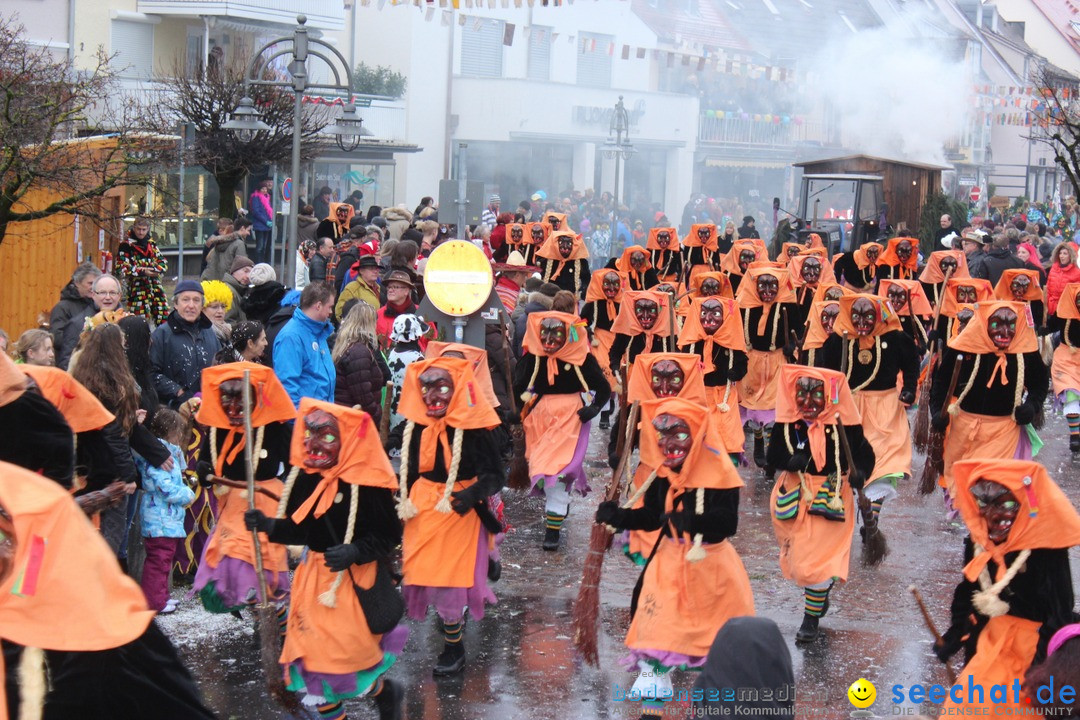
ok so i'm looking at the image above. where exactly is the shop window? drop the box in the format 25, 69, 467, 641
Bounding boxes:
111, 20, 154, 80
577, 32, 613, 89
461, 19, 504, 78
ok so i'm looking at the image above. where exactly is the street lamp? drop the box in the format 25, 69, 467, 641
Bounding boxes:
223, 14, 366, 282
602, 96, 635, 259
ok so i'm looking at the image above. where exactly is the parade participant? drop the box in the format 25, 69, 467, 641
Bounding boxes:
613, 245, 659, 291
719, 239, 764, 295
833, 241, 882, 291
192, 362, 296, 615
877, 279, 932, 353
582, 268, 627, 426
543, 211, 568, 232
767, 365, 875, 642
245, 400, 405, 720
677, 296, 747, 456
1049, 283, 1080, 453
514, 312, 610, 550
936, 460, 1080, 715
931, 301, 1047, 495
682, 223, 721, 280
812, 282, 852, 304
497, 223, 537, 266
790, 253, 836, 334
818, 294, 919, 529
536, 229, 590, 298
647, 227, 682, 283
521, 221, 550, 267
919, 249, 969, 308
116, 217, 170, 326
394, 357, 504, 676
676, 271, 734, 317
735, 266, 797, 468
0, 461, 217, 720
875, 236, 920, 281
993, 268, 1046, 330
316, 202, 355, 243
607, 290, 675, 378
799, 301, 841, 367
933, 277, 994, 342
595, 398, 754, 719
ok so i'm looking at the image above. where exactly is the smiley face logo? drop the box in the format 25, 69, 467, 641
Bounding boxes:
847, 678, 876, 709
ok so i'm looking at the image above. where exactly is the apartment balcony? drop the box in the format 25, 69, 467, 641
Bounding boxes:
698, 114, 835, 148
137, 0, 345, 30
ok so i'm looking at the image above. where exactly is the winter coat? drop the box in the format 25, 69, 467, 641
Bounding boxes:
512, 294, 554, 358
309, 253, 330, 284
150, 310, 221, 407
137, 440, 195, 538
485, 321, 515, 412
223, 272, 248, 323
382, 206, 413, 242
387, 340, 425, 430
335, 277, 379, 319
273, 306, 336, 406
249, 190, 273, 232
264, 290, 301, 365
294, 251, 310, 290
965, 249, 989, 281
981, 246, 1027, 286
201, 234, 248, 282
57, 303, 105, 370
241, 281, 286, 326
376, 300, 419, 350
333, 341, 386, 423
331, 246, 360, 292
49, 283, 94, 351
297, 214, 320, 244
1046, 260, 1080, 315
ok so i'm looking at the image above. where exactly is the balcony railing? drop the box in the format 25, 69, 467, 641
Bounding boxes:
137, 0, 345, 30
698, 114, 834, 147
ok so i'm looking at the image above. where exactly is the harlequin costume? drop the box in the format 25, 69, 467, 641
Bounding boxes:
0, 461, 216, 720
514, 311, 610, 550
647, 227, 682, 283
682, 223, 721, 281
937, 460, 1080, 715
993, 268, 1046, 331
394, 356, 504, 675
719, 239, 764, 296
536, 229, 590, 298
117, 228, 170, 326
253, 399, 404, 719
613, 245, 659, 291
817, 294, 919, 523
834, 241, 882, 291
874, 236, 920, 281
192, 362, 296, 614
919, 250, 969, 308
934, 278, 994, 341
607, 290, 676, 378
1049, 283, 1080, 452
677, 295, 747, 455
877, 279, 932, 353
595, 398, 754, 719
930, 301, 1047, 498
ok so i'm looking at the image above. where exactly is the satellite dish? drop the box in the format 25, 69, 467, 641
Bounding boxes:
423, 240, 494, 317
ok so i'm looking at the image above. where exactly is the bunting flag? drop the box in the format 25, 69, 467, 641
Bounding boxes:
503, 22, 515, 45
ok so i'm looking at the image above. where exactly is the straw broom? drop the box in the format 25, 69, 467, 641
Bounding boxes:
918, 354, 963, 495
378, 381, 393, 447
914, 267, 954, 451
572, 401, 640, 667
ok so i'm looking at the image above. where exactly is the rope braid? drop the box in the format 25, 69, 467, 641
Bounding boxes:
434, 427, 466, 514
319, 484, 359, 608
845, 336, 882, 393
781, 423, 844, 512
1014, 352, 1026, 412
209, 425, 265, 481
572, 364, 592, 396
619, 469, 659, 512
17, 646, 44, 720
948, 354, 982, 416
1066, 320, 1074, 349
396, 420, 418, 519
276, 466, 302, 519
521, 355, 543, 403
971, 544, 1032, 617
717, 346, 735, 412
685, 487, 707, 563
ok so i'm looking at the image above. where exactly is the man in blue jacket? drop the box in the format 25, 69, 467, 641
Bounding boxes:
273, 281, 336, 405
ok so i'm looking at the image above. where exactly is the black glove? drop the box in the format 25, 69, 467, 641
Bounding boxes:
577, 405, 601, 424
934, 632, 963, 663
782, 341, 797, 361
595, 500, 622, 527
1013, 401, 1036, 426
196, 460, 214, 488
926, 329, 941, 344
244, 509, 274, 534
450, 483, 487, 516
323, 543, 363, 572
1037, 325, 1054, 337
786, 452, 809, 472
847, 467, 866, 490
931, 412, 950, 432
899, 389, 915, 406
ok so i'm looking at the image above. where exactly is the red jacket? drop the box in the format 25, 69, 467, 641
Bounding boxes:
1046, 260, 1080, 315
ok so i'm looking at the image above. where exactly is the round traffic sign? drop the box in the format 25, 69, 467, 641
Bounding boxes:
282, 178, 292, 202
969, 186, 981, 203
423, 240, 494, 317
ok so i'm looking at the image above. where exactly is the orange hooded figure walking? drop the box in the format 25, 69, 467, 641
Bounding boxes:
1049, 283, 1080, 453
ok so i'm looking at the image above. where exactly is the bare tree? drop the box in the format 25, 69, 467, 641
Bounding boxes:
149, 54, 331, 219
0, 15, 166, 247
1031, 65, 1080, 201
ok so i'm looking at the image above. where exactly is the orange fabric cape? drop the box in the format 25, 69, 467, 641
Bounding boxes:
812, 283, 854, 303
646, 227, 681, 251
941, 278, 994, 318
287, 398, 397, 523
585, 268, 627, 327
627, 353, 708, 406
774, 364, 861, 469
426, 341, 500, 409
1055, 283, 1080, 320
615, 246, 653, 273
535, 230, 588, 282
397, 356, 500, 474
0, 353, 28, 406
718, 240, 764, 276
950, 300, 1038, 356
197, 361, 296, 476
951, 459, 1080, 583
833, 293, 903, 349
993, 268, 1044, 302
677, 296, 745, 372
949, 304, 976, 341
683, 223, 719, 252
919, 250, 970, 283
875, 236, 920, 274
790, 252, 837, 287
852, 242, 883, 271
524, 221, 551, 245
521, 310, 591, 385
0, 461, 153, 719
542, 211, 568, 229
20, 365, 114, 432
736, 266, 796, 336
878, 279, 933, 316
638, 397, 743, 491
688, 271, 734, 299
803, 300, 840, 350
610, 290, 673, 339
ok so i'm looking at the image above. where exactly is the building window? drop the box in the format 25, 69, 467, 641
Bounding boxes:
528, 25, 552, 81
460, 19, 504, 78
577, 32, 613, 89
111, 20, 154, 80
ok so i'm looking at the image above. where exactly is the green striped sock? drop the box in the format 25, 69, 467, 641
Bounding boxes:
443, 620, 463, 644
317, 701, 345, 720
1068, 414, 1080, 436
804, 586, 830, 617
545, 512, 565, 531
870, 498, 884, 519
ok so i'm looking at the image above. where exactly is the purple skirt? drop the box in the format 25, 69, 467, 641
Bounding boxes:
529, 421, 591, 497
285, 626, 408, 704
191, 554, 290, 612
620, 649, 707, 673
403, 528, 496, 624
740, 407, 776, 427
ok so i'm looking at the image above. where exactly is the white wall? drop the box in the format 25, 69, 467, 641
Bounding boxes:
994, 0, 1080, 76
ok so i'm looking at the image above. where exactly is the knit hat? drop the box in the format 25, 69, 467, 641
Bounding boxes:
230, 255, 254, 274
174, 279, 204, 296
249, 263, 277, 286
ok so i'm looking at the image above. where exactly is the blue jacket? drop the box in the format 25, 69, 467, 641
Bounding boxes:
249, 190, 273, 232
273, 306, 336, 405
137, 440, 195, 538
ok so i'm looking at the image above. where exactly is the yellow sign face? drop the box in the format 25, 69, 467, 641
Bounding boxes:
847, 679, 876, 709
423, 240, 494, 317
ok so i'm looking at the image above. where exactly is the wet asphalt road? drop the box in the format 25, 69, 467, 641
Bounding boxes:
157, 411, 1080, 720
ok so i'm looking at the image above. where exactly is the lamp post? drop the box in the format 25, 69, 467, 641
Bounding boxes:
602, 95, 635, 260
223, 14, 369, 283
